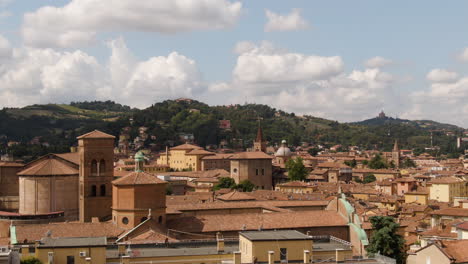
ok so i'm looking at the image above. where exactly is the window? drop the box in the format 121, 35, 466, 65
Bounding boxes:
100, 184, 106, 196
261, 169, 265, 175
99, 159, 106, 175
91, 160, 98, 176
233, 168, 238, 173
122, 217, 129, 225
91, 185, 97, 197
256, 169, 259, 176
66, 256, 75, 264
158, 216, 163, 224
280, 248, 287, 261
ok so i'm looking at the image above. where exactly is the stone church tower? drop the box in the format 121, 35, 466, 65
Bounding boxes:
392, 140, 401, 168
77, 130, 115, 222
253, 124, 266, 152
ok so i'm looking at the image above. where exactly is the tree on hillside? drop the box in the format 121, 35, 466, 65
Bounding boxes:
344, 159, 357, 168
401, 158, 416, 168
363, 174, 376, 184
286, 157, 308, 181
214, 177, 236, 190
367, 216, 405, 264
368, 154, 389, 169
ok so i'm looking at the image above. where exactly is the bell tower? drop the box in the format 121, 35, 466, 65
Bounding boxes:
253, 123, 266, 152
77, 130, 115, 222
392, 140, 401, 168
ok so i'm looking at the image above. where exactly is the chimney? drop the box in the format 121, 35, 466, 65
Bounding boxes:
268, 251, 275, 264
303, 250, 310, 263
233, 251, 241, 264
335, 249, 345, 263
216, 232, 225, 253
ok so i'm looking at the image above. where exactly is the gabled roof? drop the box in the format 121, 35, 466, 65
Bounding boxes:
170, 143, 203, 150
112, 171, 166, 186
54, 152, 79, 165
186, 149, 214, 155
430, 176, 465, 184
77, 130, 115, 139
18, 156, 78, 176
229, 152, 273, 160
217, 191, 256, 201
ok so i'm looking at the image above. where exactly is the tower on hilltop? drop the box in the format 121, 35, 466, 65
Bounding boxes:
378, 110, 386, 119
392, 140, 401, 168
77, 130, 115, 222
253, 122, 267, 152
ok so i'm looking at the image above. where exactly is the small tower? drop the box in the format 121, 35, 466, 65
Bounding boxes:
392, 140, 401, 168
77, 130, 115, 222
112, 152, 167, 229
253, 123, 266, 152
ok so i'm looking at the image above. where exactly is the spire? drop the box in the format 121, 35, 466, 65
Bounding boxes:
255, 123, 264, 143
393, 140, 400, 152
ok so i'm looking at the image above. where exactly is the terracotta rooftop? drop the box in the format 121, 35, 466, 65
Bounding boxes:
186, 149, 214, 155
54, 152, 79, 165
125, 229, 178, 244
395, 177, 417, 182
277, 181, 313, 187
113, 171, 166, 185
12, 222, 126, 244
160, 169, 230, 179
201, 153, 234, 160
317, 162, 350, 169
229, 152, 273, 160
77, 130, 115, 139
438, 240, 468, 263
430, 176, 465, 184
432, 208, 468, 217
217, 191, 256, 201
455, 221, 468, 231
170, 143, 203, 151
167, 210, 346, 233
0, 161, 24, 167
18, 156, 78, 176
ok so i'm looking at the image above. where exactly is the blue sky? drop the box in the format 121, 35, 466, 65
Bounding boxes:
0, 0, 467, 127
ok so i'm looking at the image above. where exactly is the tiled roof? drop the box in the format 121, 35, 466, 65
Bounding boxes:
18, 156, 78, 176
0, 161, 24, 167
13, 222, 126, 243
125, 230, 177, 244
430, 176, 465, 184
161, 169, 230, 179
229, 152, 273, 160
170, 143, 203, 150
217, 191, 256, 201
167, 210, 346, 233
113, 171, 166, 185
201, 154, 234, 160
438, 240, 468, 263
54, 152, 79, 165
186, 149, 214, 155
77, 130, 115, 139
317, 162, 350, 169
38, 236, 107, 248
431, 208, 468, 217
277, 181, 313, 187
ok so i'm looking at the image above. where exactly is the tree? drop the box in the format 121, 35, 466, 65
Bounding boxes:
363, 174, 376, 184
402, 158, 416, 168
21, 257, 43, 264
367, 216, 405, 264
236, 180, 255, 192
286, 157, 308, 181
344, 159, 357, 168
307, 148, 319, 156
368, 154, 389, 169
214, 177, 236, 190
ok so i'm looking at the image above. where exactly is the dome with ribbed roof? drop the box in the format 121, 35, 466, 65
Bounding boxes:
275, 140, 292, 157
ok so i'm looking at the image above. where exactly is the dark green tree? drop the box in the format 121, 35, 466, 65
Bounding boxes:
21, 257, 43, 264
401, 158, 416, 168
363, 174, 376, 184
286, 157, 308, 181
344, 159, 357, 168
236, 180, 255, 192
368, 154, 389, 169
367, 216, 405, 264
214, 177, 236, 190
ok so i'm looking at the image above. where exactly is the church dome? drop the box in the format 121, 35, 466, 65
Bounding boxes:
275, 140, 292, 157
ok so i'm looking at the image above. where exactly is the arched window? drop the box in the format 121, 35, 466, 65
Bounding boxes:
158, 216, 163, 224
91, 185, 97, 197
91, 160, 98, 176
99, 159, 106, 175
100, 184, 106, 197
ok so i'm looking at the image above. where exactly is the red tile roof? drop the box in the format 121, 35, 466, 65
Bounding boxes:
113, 171, 166, 185
217, 191, 256, 201
229, 152, 273, 160
170, 143, 203, 150
18, 157, 78, 176
77, 130, 115, 139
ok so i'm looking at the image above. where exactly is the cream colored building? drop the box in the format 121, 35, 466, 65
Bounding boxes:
33, 237, 107, 264
157, 143, 214, 171
429, 176, 467, 203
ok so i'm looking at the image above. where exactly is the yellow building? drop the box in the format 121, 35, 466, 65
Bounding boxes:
429, 176, 467, 203
239, 230, 313, 263
275, 181, 316, 194
157, 143, 214, 171
404, 190, 429, 205
33, 237, 107, 264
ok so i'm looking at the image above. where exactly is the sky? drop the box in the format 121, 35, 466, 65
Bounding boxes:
0, 1, 468, 128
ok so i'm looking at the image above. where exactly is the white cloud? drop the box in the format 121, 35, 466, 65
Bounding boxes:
364, 56, 392, 68
0, 34, 11, 59
264, 8, 309, 32
426, 69, 458, 83
22, 0, 243, 48
222, 42, 400, 121
0, 37, 205, 108
458, 47, 468, 62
